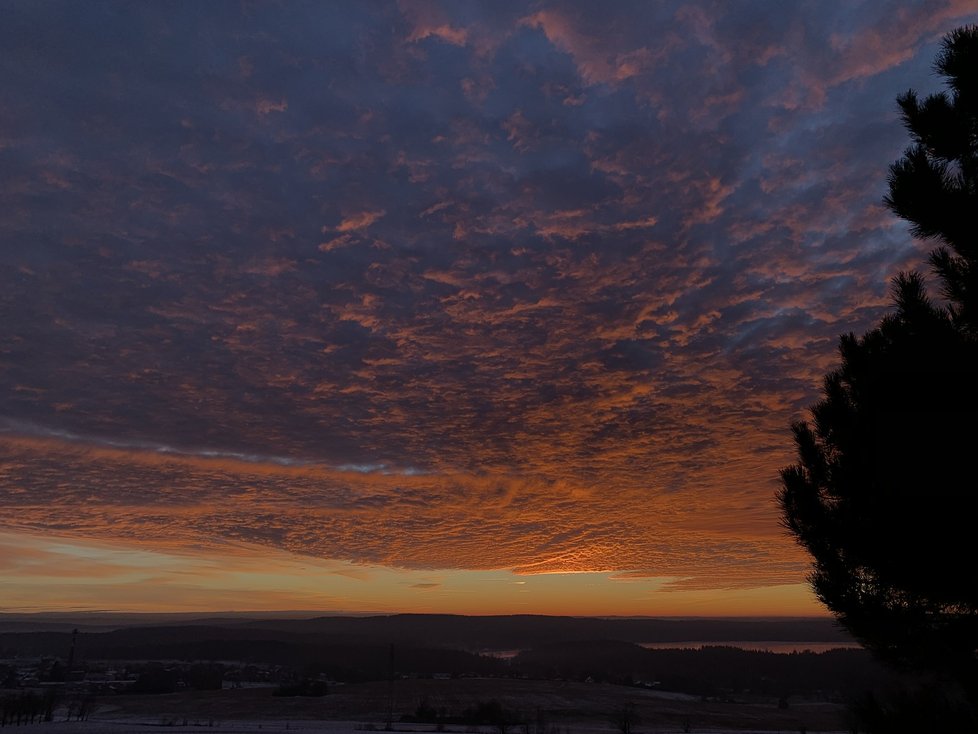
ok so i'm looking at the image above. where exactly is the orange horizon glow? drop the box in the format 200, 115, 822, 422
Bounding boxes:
0, 529, 825, 618
0, 431, 813, 600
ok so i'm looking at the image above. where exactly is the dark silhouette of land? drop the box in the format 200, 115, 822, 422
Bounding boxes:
0, 612, 890, 731
0, 610, 853, 642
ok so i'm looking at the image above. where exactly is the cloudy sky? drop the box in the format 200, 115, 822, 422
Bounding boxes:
1, 1, 974, 615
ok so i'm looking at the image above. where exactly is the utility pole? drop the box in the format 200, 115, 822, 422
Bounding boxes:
67, 628, 78, 678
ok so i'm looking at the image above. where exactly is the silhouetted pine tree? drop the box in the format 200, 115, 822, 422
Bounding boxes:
886, 26, 978, 333
778, 25, 978, 709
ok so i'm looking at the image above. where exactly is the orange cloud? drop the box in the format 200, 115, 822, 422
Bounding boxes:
336, 210, 386, 232
399, 0, 469, 47
256, 97, 287, 116
0, 427, 810, 593
408, 24, 467, 46
520, 10, 663, 86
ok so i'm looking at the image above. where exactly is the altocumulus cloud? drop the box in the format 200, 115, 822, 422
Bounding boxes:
1, 1, 975, 591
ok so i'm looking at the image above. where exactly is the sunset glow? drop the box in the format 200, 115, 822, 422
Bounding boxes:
2, 1, 975, 616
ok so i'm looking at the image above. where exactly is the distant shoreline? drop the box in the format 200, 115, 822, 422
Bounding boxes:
637, 640, 861, 653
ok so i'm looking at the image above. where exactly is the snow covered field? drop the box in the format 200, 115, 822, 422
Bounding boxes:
2, 723, 848, 734
3, 677, 849, 734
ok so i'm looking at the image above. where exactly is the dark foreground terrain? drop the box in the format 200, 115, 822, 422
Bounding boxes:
0, 615, 880, 732
90, 678, 847, 733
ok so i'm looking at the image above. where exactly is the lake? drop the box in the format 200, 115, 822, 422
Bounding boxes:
638, 640, 861, 653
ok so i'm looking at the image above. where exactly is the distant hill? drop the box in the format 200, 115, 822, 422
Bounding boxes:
235, 613, 853, 650
0, 614, 889, 699
514, 639, 891, 697
0, 625, 506, 682
0, 612, 853, 648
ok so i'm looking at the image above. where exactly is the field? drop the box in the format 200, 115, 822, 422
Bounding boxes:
21, 678, 848, 734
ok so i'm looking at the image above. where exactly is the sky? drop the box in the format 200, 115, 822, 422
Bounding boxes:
1, 1, 975, 617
